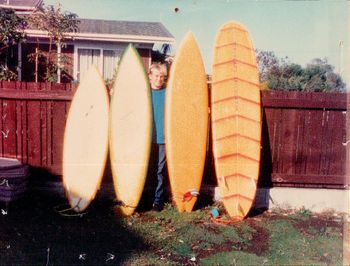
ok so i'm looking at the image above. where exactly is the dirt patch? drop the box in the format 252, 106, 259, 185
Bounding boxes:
292, 216, 342, 241
245, 220, 270, 256
196, 241, 233, 260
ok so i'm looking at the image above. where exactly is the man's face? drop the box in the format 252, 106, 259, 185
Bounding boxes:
149, 69, 165, 90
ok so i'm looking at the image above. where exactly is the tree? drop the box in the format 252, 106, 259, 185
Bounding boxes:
302, 58, 345, 92
256, 50, 280, 83
27, 4, 79, 82
256, 50, 346, 92
0, 8, 27, 80
151, 44, 173, 70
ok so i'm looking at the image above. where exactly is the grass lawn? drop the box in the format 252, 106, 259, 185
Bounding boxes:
0, 189, 344, 265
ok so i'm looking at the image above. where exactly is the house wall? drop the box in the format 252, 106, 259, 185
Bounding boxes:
70, 40, 153, 81
137, 48, 151, 70
20, 40, 153, 82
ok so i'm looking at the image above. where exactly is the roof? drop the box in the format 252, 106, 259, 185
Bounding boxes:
0, 0, 42, 12
79, 19, 174, 40
26, 18, 175, 44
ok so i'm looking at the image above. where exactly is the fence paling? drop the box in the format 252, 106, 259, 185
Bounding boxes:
0, 81, 348, 188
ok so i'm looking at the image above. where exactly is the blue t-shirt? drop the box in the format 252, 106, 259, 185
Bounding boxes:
151, 88, 166, 144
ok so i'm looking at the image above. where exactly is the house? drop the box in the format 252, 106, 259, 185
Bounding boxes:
23, 18, 175, 82
0, 0, 43, 14
2, 0, 175, 82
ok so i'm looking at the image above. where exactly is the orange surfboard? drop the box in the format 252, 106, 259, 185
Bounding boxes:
211, 21, 261, 220
165, 32, 208, 212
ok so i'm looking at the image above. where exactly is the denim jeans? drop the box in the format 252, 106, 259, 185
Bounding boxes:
152, 144, 166, 206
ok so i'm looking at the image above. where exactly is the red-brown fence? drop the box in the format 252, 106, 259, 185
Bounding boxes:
260, 91, 349, 188
0, 81, 348, 188
0, 81, 75, 176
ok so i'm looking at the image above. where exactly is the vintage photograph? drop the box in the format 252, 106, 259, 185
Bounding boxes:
0, 0, 348, 264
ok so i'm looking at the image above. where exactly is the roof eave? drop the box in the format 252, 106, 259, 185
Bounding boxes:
0, 4, 36, 10
25, 29, 175, 44
0, 0, 43, 11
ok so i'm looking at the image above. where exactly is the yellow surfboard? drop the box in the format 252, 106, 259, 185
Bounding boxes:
165, 32, 208, 212
109, 45, 152, 216
211, 21, 262, 220
62, 66, 109, 212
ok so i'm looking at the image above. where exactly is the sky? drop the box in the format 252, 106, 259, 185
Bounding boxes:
45, 0, 349, 83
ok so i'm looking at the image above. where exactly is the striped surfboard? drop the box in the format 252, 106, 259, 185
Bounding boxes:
211, 21, 261, 220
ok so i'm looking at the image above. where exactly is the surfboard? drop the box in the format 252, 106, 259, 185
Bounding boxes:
211, 21, 261, 220
109, 45, 152, 216
62, 66, 109, 212
165, 32, 208, 212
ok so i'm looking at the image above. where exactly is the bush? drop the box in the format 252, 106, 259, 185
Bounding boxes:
0, 65, 17, 81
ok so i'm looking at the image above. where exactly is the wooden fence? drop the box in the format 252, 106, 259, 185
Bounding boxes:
260, 91, 349, 188
0, 81, 348, 188
0, 81, 75, 176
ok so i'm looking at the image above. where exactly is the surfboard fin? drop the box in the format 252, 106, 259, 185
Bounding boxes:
183, 189, 200, 202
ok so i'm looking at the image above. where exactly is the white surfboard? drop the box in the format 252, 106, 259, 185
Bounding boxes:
109, 45, 152, 216
62, 66, 109, 212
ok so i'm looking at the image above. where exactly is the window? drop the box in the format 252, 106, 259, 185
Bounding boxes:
77, 48, 122, 81
77, 48, 101, 81
103, 50, 120, 81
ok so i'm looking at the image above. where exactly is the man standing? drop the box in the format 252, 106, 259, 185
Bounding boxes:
148, 63, 167, 211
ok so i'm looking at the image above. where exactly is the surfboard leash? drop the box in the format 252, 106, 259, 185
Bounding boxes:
211, 217, 240, 225
54, 204, 87, 217
113, 200, 137, 209
54, 199, 88, 217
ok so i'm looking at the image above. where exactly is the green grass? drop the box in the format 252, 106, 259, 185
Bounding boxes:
116, 204, 344, 265
200, 251, 266, 265
266, 219, 311, 264
1, 192, 344, 265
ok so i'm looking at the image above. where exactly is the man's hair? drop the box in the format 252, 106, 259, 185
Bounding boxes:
148, 63, 167, 76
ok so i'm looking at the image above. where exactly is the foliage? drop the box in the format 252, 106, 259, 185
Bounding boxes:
256, 50, 346, 92
0, 65, 17, 81
0, 8, 27, 50
27, 48, 73, 82
28, 4, 79, 46
27, 4, 79, 82
294, 206, 313, 218
152, 44, 172, 63
0, 8, 27, 80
